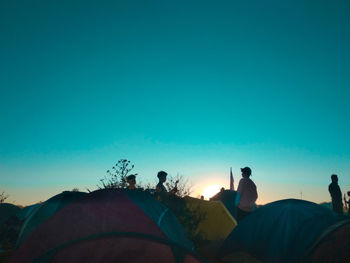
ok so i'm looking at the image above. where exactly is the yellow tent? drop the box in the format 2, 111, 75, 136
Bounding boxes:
184, 196, 237, 241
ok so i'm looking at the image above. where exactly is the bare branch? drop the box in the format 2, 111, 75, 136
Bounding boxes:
0, 191, 9, 203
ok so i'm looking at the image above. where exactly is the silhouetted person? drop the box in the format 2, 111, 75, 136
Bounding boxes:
126, 174, 136, 190
236, 167, 258, 222
344, 191, 350, 215
328, 174, 343, 215
156, 171, 178, 201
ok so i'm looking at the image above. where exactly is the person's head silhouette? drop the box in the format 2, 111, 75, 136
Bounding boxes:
126, 174, 136, 189
331, 174, 338, 183
157, 171, 167, 183
241, 167, 252, 178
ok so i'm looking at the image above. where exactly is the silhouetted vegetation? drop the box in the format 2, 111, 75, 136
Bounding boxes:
160, 195, 206, 247
0, 191, 9, 203
155, 174, 205, 247
90, 159, 205, 246
165, 174, 192, 197
99, 159, 137, 189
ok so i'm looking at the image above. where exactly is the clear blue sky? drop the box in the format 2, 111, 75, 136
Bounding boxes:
1, 0, 350, 205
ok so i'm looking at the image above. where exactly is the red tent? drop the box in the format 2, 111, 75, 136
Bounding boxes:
309, 221, 350, 263
10, 189, 205, 263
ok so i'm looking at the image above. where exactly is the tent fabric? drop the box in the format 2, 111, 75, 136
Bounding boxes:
16, 203, 42, 221
126, 190, 193, 249
308, 221, 350, 263
0, 214, 22, 250
184, 196, 237, 241
33, 233, 200, 263
0, 204, 20, 228
15, 191, 87, 248
10, 189, 203, 263
1, 203, 43, 253
210, 190, 238, 219
219, 251, 262, 263
0, 203, 22, 250
218, 199, 346, 263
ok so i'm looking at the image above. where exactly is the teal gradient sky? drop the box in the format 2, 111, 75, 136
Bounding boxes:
1, 0, 350, 205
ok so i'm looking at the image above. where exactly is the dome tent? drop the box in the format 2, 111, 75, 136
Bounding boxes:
15, 191, 87, 248
184, 196, 237, 241
10, 189, 204, 263
209, 190, 239, 219
218, 199, 347, 263
307, 220, 350, 263
184, 196, 238, 263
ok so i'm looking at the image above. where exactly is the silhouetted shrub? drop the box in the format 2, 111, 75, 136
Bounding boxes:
99, 159, 137, 189
0, 192, 9, 203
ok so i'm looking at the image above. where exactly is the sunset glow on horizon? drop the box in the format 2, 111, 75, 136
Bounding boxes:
1, 1, 350, 207
201, 184, 223, 200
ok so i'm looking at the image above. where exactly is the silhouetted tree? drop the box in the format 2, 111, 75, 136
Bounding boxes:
160, 194, 206, 247
0, 191, 9, 203
165, 174, 192, 197
99, 159, 137, 189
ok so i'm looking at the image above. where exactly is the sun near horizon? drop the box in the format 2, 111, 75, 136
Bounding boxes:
1, 0, 350, 210
201, 184, 223, 200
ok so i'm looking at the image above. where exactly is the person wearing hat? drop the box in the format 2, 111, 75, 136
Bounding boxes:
236, 167, 258, 222
328, 174, 343, 215
126, 174, 136, 190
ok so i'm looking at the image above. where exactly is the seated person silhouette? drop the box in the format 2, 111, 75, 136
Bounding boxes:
236, 167, 258, 222
126, 174, 136, 190
156, 171, 178, 201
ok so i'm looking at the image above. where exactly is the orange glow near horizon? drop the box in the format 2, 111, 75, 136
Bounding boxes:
201, 184, 222, 200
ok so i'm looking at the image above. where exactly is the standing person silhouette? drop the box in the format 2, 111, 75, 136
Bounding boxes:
344, 191, 350, 215
328, 174, 343, 215
236, 167, 258, 222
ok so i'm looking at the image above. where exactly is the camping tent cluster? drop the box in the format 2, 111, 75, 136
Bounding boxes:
2, 189, 205, 263
1, 191, 349, 263
218, 199, 350, 263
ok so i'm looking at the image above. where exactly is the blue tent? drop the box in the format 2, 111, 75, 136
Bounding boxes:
218, 199, 348, 263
